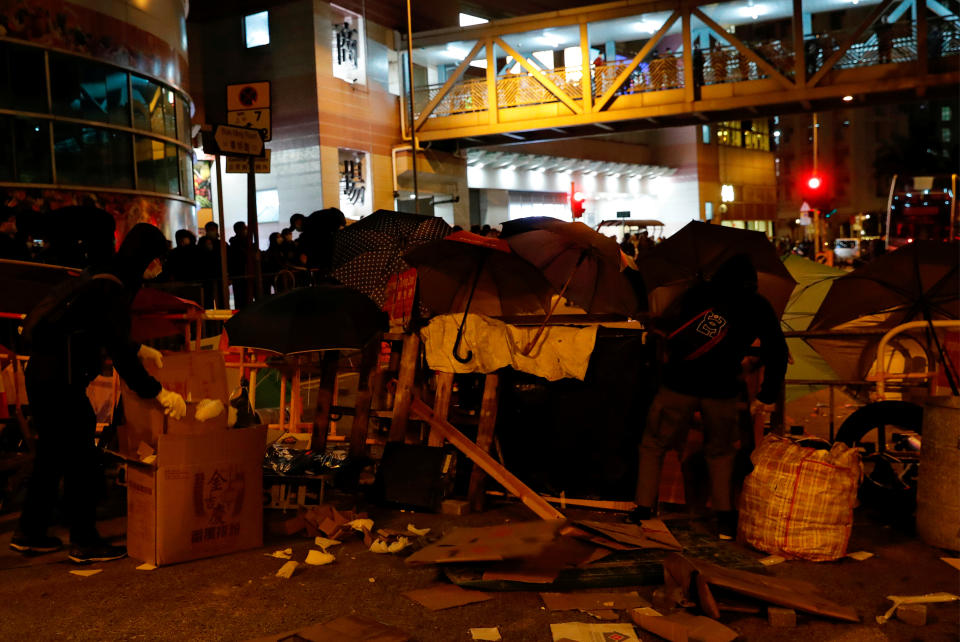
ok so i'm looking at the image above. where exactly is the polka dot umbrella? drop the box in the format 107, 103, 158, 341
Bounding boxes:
330, 209, 452, 311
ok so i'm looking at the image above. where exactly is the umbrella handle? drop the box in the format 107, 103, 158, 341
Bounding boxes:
452, 256, 487, 364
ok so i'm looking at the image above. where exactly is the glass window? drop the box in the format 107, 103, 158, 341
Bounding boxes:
131, 75, 177, 139
943, 128, 952, 143
0, 43, 47, 113
256, 188, 279, 223
0, 117, 52, 183
701, 124, 711, 144
53, 123, 132, 188
942, 106, 951, 121
135, 137, 180, 195
244, 11, 270, 48
49, 54, 129, 126
179, 149, 195, 200
176, 93, 192, 145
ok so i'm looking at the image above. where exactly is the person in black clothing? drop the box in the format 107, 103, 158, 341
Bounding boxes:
227, 221, 250, 308
299, 208, 344, 274
11, 223, 186, 563
199, 222, 224, 310
0, 207, 29, 261
629, 254, 787, 538
165, 229, 198, 283
262, 232, 285, 294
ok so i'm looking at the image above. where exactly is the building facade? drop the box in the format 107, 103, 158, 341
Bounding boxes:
0, 0, 194, 241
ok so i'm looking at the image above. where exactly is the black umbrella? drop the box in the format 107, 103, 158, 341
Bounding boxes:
331, 209, 451, 312
807, 241, 959, 385
224, 284, 388, 355
404, 231, 555, 363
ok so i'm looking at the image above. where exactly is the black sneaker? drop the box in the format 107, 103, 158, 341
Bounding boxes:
625, 505, 654, 525
68, 541, 127, 564
9, 533, 63, 554
717, 510, 738, 541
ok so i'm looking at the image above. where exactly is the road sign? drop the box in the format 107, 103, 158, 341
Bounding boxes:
227, 81, 271, 110
210, 124, 264, 157
226, 149, 271, 174
228, 108, 271, 141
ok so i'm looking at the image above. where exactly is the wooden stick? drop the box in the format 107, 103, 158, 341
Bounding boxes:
410, 397, 564, 520
428, 371, 454, 447
539, 495, 637, 512
310, 351, 339, 451
278, 374, 286, 432
388, 332, 420, 442
468, 373, 500, 511
350, 341, 379, 457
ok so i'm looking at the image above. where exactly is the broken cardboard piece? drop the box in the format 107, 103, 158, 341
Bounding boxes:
846, 550, 874, 561
470, 627, 501, 641
275, 561, 299, 578
663, 553, 859, 623
405, 520, 566, 565
549, 622, 639, 642
246, 615, 409, 642
305, 550, 335, 566
631, 611, 738, 642
69, 569, 102, 577
941, 557, 960, 571
402, 584, 491, 611
759, 555, 786, 566
573, 519, 682, 551
540, 591, 649, 612
584, 610, 619, 621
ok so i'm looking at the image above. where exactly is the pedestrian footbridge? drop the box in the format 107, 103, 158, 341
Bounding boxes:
405, 0, 960, 146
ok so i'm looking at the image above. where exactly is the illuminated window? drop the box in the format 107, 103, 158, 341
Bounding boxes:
256, 188, 280, 223
942, 106, 952, 121
244, 12, 270, 48
702, 124, 711, 144
721, 184, 735, 202
943, 128, 952, 143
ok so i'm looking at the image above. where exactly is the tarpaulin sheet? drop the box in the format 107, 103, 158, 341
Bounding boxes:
421, 314, 597, 381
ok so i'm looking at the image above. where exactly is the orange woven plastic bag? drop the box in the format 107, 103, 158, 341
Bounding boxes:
739, 434, 862, 561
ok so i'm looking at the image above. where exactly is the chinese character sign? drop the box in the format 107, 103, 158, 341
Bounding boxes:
331, 10, 366, 85
340, 158, 365, 205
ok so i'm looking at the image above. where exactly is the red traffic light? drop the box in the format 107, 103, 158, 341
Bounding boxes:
807, 175, 822, 190
570, 183, 585, 219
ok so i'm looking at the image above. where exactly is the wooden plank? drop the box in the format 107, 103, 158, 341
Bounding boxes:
410, 397, 565, 520
468, 373, 500, 511
540, 495, 636, 512
350, 341, 379, 457
428, 371, 454, 447
310, 351, 340, 452
388, 332, 420, 442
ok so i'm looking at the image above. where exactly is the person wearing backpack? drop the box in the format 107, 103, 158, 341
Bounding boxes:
628, 254, 787, 539
11, 223, 187, 563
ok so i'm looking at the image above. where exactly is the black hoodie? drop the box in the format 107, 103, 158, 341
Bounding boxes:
657, 254, 788, 403
26, 223, 168, 397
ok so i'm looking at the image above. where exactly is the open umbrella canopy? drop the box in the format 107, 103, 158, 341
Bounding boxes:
806, 241, 959, 381
404, 231, 555, 318
224, 284, 388, 355
499, 216, 640, 317
330, 209, 451, 307
0, 258, 79, 316
639, 221, 795, 318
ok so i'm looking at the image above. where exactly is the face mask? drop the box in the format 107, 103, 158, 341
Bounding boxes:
143, 258, 163, 280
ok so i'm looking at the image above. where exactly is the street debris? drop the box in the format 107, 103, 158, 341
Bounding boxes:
402, 584, 491, 610
549, 622, 639, 642
136, 563, 157, 571
940, 557, 960, 571
663, 553, 859, 622
846, 550, 874, 561
304, 550, 335, 566
759, 555, 786, 566
275, 561, 299, 579
540, 591, 649, 613
876, 592, 959, 624
314, 536, 341, 551
469, 627, 501, 641
768, 607, 797, 628
68, 569, 102, 578
407, 523, 431, 536
265, 548, 293, 560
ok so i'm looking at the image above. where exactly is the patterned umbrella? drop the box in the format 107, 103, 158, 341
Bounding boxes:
330, 209, 451, 308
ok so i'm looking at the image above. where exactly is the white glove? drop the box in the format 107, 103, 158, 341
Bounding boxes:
138, 345, 164, 370
157, 388, 187, 420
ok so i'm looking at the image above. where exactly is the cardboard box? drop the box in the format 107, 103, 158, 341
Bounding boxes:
126, 426, 266, 566
120, 350, 264, 566
120, 351, 230, 457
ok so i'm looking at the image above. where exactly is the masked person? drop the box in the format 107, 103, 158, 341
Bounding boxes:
11, 224, 186, 563
630, 254, 787, 539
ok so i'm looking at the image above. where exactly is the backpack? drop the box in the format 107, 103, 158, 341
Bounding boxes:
20, 272, 122, 350
664, 306, 731, 362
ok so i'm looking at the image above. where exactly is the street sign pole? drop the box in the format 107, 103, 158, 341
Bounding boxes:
214, 154, 230, 309
246, 163, 262, 304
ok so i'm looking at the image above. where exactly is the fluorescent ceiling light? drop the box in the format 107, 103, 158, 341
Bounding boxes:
459, 13, 488, 27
